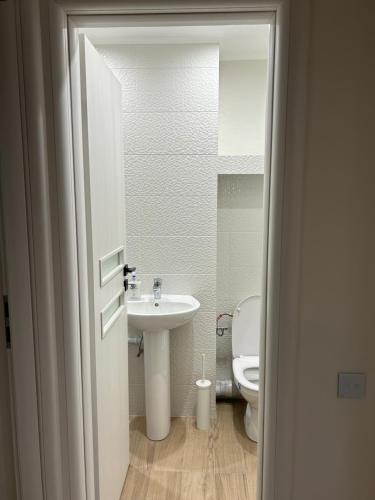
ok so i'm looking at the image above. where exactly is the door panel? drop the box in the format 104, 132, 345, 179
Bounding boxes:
79, 35, 129, 500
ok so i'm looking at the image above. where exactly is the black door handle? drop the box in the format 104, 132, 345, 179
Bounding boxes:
123, 264, 136, 276
123, 264, 136, 292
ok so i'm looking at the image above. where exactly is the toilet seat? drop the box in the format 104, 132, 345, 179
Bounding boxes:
233, 356, 259, 392
231, 296, 261, 442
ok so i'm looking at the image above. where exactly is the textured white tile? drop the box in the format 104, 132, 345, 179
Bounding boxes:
134, 274, 216, 312
171, 311, 216, 387
217, 231, 231, 269
128, 384, 146, 416
100, 42, 232, 416
218, 203, 264, 234
124, 155, 217, 196
112, 68, 137, 89
172, 312, 216, 353
171, 384, 197, 417
216, 332, 233, 363
172, 346, 215, 387
171, 383, 216, 417
126, 195, 216, 237
217, 208, 232, 232
127, 236, 216, 275
217, 174, 264, 208
228, 208, 264, 232
216, 155, 264, 174
216, 170, 264, 378
217, 230, 263, 270
98, 45, 138, 69
216, 358, 233, 382
117, 67, 218, 112
111, 69, 138, 110
216, 325, 233, 381
215, 311, 232, 334
99, 44, 219, 69
128, 342, 145, 385
216, 266, 262, 313
229, 231, 264, 266
122, 112, 218, 155
191, 311, 217, 344
134, 44, 219, 68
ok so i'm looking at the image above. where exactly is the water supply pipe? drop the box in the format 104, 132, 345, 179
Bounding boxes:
216, 379, 241, 399
216, 312, 233, 336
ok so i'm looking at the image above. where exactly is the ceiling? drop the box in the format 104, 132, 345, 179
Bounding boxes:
83, 24, 270, 61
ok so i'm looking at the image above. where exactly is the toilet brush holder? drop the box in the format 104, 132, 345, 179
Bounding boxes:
196, 379, 212, 430
195, 353, 211, 430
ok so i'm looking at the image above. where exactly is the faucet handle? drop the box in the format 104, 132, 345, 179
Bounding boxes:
153, 277, 162, 287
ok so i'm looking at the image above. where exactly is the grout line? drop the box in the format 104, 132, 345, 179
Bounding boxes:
127, 235, 217, 239
121, 154, 264, 160
122, 154, 264, 159
127, 193, 217, 197
122, 153, 219, 156
121, 110, 219, 114
101, 66, 220, 70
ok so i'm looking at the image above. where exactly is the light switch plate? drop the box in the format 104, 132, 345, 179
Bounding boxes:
337, 372, 366, 399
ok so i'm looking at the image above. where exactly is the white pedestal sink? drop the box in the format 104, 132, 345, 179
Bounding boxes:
128, 294, 200, 440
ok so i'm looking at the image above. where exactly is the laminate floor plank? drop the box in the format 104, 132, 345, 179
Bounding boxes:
121, 401, 257, 500
215, 472, 250, 500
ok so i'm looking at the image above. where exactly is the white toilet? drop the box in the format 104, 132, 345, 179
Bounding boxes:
232, 295, 261, 442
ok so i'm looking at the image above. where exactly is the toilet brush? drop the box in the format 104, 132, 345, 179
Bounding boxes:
195, 353, 212, 430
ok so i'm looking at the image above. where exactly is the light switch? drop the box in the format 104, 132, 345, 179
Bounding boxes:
337, 372, 366, 399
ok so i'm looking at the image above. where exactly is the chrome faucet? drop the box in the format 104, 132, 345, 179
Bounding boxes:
153, 278, 162, 300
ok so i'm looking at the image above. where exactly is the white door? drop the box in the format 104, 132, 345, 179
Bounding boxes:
79, 35, 129, 500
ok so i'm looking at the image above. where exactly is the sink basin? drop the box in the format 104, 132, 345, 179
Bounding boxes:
127, 294, 200, 441
128, 294, 200, 331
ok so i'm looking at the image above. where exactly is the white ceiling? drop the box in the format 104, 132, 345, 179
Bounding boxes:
83, 24, 270, 61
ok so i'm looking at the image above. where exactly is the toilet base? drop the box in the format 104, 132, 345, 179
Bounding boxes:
244, 403, 258, 442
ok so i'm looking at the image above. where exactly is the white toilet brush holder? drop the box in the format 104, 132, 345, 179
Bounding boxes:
195, 354, 212, 430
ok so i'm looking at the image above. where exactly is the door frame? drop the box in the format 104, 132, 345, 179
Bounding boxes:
8, 1, 311, 499
0, 1, 45, 497
69, 10, 278, 498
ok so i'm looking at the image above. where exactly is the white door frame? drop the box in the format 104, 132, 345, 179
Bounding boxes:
8, 1, 311, 499
0, 1, 44, 497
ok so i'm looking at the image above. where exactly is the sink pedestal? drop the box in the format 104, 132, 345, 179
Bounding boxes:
127, 294, 201, 441
143, 329, 170, 440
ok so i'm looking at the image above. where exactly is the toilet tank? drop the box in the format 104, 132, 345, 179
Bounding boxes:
231, 295, 261, 358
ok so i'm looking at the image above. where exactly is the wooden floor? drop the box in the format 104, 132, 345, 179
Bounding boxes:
121, 401, 257, 500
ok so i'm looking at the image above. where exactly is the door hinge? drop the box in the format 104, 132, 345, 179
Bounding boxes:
3, 295, 11, 349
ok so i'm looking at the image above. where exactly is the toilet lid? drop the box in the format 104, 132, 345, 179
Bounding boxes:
232, 295, 261, 358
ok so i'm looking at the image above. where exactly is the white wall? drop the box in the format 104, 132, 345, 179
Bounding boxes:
287, 0, 375, 498
216, 174, 264, 382
99, 44, 265, 416
219, 60, 268, 156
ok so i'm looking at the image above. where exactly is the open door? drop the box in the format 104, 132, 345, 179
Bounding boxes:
79, 35, 129, 499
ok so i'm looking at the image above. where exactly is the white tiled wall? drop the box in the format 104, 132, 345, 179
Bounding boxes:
99, 43, 264, 416
216, 175, 264, 381
100, 44, 219, 416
